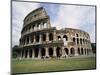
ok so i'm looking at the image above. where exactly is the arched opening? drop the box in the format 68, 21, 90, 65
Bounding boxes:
32, 25, 35, 30
42, 34, 46, 41
78, 48, 80, 55
84, 48, 86, 55
81, 48, 84, 55
30, 36, 33, 43
64, 48, 69, 55
83, 39, 85, 44
25, 50, 28, 58
70, 48, 75, 55
56, 47, 62, 57
63, 35, 68, 41
76, 34, 79, 37
34, 48, 39, 57
73, 37, 75, 42
49, 33, 53, 41
36, 35, 39, 42
26, 37, 29, 44
77, 38, 79, 44
58, 36, 61, 40
49, 48, 53, 57
80, 38, 82, 44
29, 49, 32, 58
44, 22, 47, 28
41, 48, 45, 56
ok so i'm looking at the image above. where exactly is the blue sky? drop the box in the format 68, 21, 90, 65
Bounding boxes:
12, 1, 96, 47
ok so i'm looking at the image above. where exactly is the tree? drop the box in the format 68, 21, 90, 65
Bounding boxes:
12, 45, 20, 58
91, 43, 96, 54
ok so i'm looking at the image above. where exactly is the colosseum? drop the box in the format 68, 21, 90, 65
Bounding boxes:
19, 7, 93, 59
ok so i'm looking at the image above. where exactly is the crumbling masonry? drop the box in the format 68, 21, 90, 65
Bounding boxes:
19, 7, 92, 59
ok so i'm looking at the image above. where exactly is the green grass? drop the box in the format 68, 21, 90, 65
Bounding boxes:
11, 57, 96, 74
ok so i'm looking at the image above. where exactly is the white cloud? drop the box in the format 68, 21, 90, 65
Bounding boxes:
52, 5, 95, 42
12, 1, 40, 47
12, 2, 96, 47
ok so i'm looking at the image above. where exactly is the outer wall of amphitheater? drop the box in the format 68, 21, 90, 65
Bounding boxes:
19, 7, 93, 59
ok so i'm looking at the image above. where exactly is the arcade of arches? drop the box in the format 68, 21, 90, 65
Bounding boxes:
20, 47, 90, 59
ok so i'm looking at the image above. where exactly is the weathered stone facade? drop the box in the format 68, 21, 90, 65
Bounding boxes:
19, 7, 92, 59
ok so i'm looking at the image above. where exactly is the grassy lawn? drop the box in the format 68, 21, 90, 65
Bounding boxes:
11, 56, 96, 74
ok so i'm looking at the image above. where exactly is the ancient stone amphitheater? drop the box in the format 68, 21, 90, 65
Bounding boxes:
19, 7, 92, 59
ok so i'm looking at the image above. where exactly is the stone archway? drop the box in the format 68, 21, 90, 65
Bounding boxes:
70, 48, 75, 55
58, 36, 61, 40
64, 48, 69, 55
56, 47, 62, 57
87, 49, 89, 54
49, 48, 53, 57
63, 35, 68, 41
41, 48, 45, 57
49, 33, 53, 41
34, 48, 39, 58
77, 38, 79, 44
29, 49, 32, 58
36, 35, 39, 42
84, 48, 87, 55
73, 37, 75, 42
78, 48, 80, 55
81, 48, 84, 55
26, 37, 29, 44
25, 50, 28, 58
42, 34, 46, 41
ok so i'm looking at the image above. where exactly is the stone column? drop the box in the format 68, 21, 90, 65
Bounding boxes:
68, 48, 71, 56
40, 23, 42, 29
68, 33, 72, 42
75, 48, 79, 56
83, 49, 86, 55
29, 36, 31, 44
27, 49, 30, 59
47, 19, 51, 28
53, 31, 56, 41
38, 48, 41, 59
23, 50, 25, 58
46, 23, 48, 28
79, 48, 81, 55
46, 33, 49, 41
32, 48, 35, 59
39, 34, 42, 43
34, 24, 37, 31
76, 38, 77, 45
25, 37, 27, 45
86, 49, 88, 55
34, 35, 36, 43
37, 24, 39, 30
45, 47, 49, 57
53, 47, 57, 57
61, 47, 65, 57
